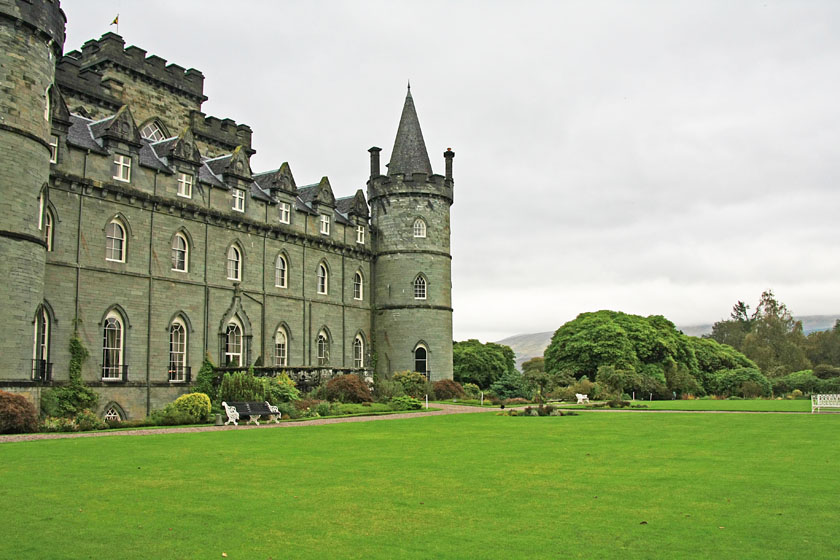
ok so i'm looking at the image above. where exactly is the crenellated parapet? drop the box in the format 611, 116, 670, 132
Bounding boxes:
367, 171, 453, 205
190, 111, 253, 155
0, 0, 65, 54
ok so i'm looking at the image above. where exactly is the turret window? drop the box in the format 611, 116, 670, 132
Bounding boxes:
414, 275, 427, 300
112, 154, 131, 182
44, 209, 54, 252
413, 218, 426, 238
414, 345, 428, 376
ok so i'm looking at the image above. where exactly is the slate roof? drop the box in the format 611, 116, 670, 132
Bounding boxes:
388, 86, 433, 176
139, 139, 172, 173
67, 114, 108, 154
198, 161, 225, 188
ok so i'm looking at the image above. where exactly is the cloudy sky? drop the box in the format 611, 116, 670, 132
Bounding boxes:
62, 1, 840, 342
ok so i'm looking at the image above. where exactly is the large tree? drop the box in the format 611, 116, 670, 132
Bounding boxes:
453, 339, 516, 389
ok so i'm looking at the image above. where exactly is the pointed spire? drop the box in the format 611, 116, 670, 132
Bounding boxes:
388, 85, 433, 177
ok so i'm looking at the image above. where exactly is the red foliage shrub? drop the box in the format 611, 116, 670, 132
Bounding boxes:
0, 390, 39, 434
433, 379, 465, 400
325, 374, 372, 403
293, 398, 324, 411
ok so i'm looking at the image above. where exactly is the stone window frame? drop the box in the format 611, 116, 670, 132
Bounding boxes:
101, 308, 127, 380
49, 135, 59, 163
413, 274, 427, 300
44, 207, 54, 252
102, 401, 126, 422
353, 333, 365, 368
319, 214, 330, 235
275, 252, 288, 288
353, 270, 363, 301
105, 217, 129, 263
317, 261, 329, 295
168, 317, 188, 382
356, 224, 365, 244
139, 120, 167, 142
226, 243, 243, 281
171, 231, 189, 273
32, 304, 51, 378
413, 218, 427, 238
112, 153, 132, 183
274, 325, 289, 367
413, 342, 429, 376
316, 328, 331, 366
177, 172, 193, 199
278, 202, 291, 224
232, 188, 246, 212
224, 317, 244, 367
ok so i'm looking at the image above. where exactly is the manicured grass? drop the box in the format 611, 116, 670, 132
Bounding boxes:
555, 399, 813, 412
2, 412, 839, 559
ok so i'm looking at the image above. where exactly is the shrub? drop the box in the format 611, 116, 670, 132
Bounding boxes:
433, 379, 465, 400
372, 378, 405, 402
41, 416, 77, 432
505, 397, 530, 405
315, 402, 332, 416
219, 370, 265, 402
490, 370, 531, 400
192, 354, 218, 402
74, 409, 106, 431
709, 368, 771, 397
150, 405, 195, 426
273, 401, 299, 419
813, 364, 840, 379
393, 371, 428, 398
325, 374, 372, 403
0, 391, 39, 434
462, 383, 481, 399
390, 395, 423, 410
264, 372, 301, 404
41, 335, 98, 417
172, 393, 212, 423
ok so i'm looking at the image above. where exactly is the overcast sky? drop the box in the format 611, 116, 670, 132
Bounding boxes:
62, 1, 840, 342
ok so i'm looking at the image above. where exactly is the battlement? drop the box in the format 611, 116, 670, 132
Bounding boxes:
0, 0, 65, 52
190, 111, 253, 154
367, 172, 453, 204
61, 33, 206, 102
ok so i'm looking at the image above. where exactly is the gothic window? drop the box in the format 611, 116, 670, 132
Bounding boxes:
49, 135, 58, 163
112, 154, 131, 182
413, 218, 426, 238
317, 331, 330, 366
103, 406, 122, 422
227, 245, 242, 281
274, 327, 288, 367
414, 275, 427, 300
279, 202, 291, 224
102, 311, 124, 380
275, 254, 287, 288
319, 214, 330, 235
106, 219, 126, 262
353, 336, 364, 368
44, 209, 54, 252
177, 173, 193, 198
140, 121, 165, 142
232, 188, 245, 212
172, 232, 188, 272
32, 307, 50, 380
169, 318, 187, 381
353, 271, 363, 300
317, 263, 328, 295
414, 345, 428, 376
356, 225, 365, 244
224, 319, 243, 367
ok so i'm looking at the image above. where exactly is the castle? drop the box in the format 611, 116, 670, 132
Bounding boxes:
0, 0, 455, 420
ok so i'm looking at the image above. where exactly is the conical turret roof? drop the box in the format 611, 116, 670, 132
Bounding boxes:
388, 86, 433, 176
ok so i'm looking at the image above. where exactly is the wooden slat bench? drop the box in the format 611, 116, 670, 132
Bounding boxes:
222, 401, 282, 425
811, 394, 840, 413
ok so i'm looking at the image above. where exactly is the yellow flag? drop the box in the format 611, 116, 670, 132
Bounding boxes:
111, 15, 119, 26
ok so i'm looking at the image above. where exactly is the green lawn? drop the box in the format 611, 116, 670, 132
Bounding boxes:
555, 399, 814, 412
2, 412, 839, 559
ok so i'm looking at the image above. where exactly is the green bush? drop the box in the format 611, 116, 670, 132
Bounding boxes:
709, 368, 771, 397
490, 370, 532, 401
372, 378, 406, 402
219, 370, 265, 402
74, 409, 106, 431
390, 395, 423, 410
462, 383, 481, 399
325, 374, 372, 403
315, 402, 332, 416
264, 372, 300, 403
41, 335, 98, 417
813, 364, 840, 379
393, 371, 429, 398
0, 390, 39, 434
273, 401, 299, 419
40, 416, 77, 432
192, 354, 218, 402
172, 393, 212, 423
150, 406, 196, 426
433, 379, 465, 400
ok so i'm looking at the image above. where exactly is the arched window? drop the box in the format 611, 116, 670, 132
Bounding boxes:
414, 345, 428, 376
103, 405, 123, 422
171, 232, 188, 272
169, 318, 187, 381
274, 327, 288, 366
317, 331, 330, 366
140, 120, 166, 142
353, 336, 364, 368
353, 271, 363, 300
227, 245, 242, 281
275, 254, 287, 288
413, 218, 426, 238
224, 319, 243, 367
32, 307, 50, 380
102, 311, 124, 380
414, 275, 427, 300
106, 219, 126, 262
317, 263, 328, 295
44, 209, 54, 252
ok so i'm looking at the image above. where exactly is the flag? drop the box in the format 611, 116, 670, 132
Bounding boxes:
111, 15, 119, 26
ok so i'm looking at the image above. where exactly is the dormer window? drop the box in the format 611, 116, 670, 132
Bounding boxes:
232, 189, 245, 212
356, 225, 365, 244
279, 202, 290, 224
113, 154, 131, 183
177, 173, 193, 198
140, 121, 165, 142
319, 214, 330, 235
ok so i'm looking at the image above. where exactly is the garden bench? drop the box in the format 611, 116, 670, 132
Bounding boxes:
222, 401, 282, 425
576, 393, 589, 404
811, 394, 840, 413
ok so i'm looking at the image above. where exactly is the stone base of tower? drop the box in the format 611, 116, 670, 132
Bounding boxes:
374, 308, 453, 381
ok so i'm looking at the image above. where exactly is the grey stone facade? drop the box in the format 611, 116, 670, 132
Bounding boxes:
0, 1, 455, 420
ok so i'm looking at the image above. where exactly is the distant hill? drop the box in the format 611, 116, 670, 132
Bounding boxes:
496, 315, 840, 370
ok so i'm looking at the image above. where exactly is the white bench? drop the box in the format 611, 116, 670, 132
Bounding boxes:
811, 394, 840, 413
576, 393, 589, 404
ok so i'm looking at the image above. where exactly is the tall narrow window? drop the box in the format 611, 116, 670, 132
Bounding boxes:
319, 214, 330, 235
353, 271, 363, 300
414, 345, 428, 376
317, 263, 328, 295
102, 312, 124, 380
44, 209, 54, 252
49, 135, 59, 163
172, 232, 188, 272
106, 219, 126, 262
275, 254, 287, 288
413, 218, 426, 238
169, 319, 187, 381
224, 320, 243, 367
32, 307, 50, 380
317, 332, 329, 366
177, 173, 193, 198
113, 154, 131, 182
414, 275, 427, 300
356, 225, 365, 244
279, 202, 291, 224
232, 188, 245, 212
274, 327, 288, 367
353, 336, 364, 368
227, 245, 241, 281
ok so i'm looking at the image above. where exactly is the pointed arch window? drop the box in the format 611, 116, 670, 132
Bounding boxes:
274, 327, 288, 367
227, 245, 242, 281
172, 232, 189, 272
32, 307, 50, 381
106, 219, 126, 262
224, 319, 243, 367
44, 208, 54, 252
354, 271, 363, 300
317, 331, 330, 366
169, 318, 187, 381
275, 254, 287, 288
414, 345, 428, 376
103, 406, 123, 422
414, 275, 427, 300
317, 263, 328, 295
353, 336, 364, 368
102, 311, 124, 380
413, 218, 426, 238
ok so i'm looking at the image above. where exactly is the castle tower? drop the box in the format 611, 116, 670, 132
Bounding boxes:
0, 0, 65, 380
368, 87, 455, 380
